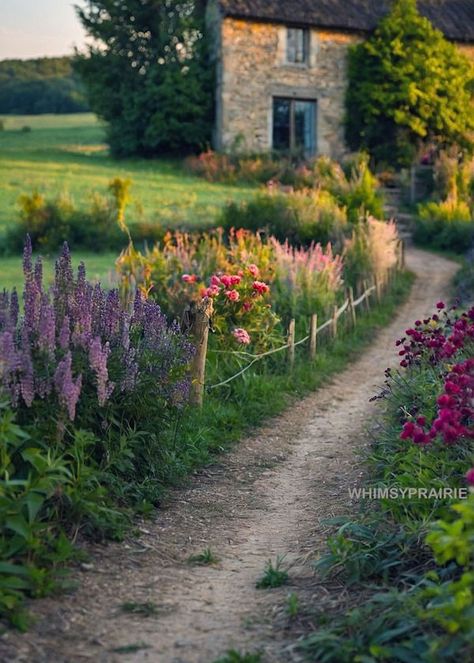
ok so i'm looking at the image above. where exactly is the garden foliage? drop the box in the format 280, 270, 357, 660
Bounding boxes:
217, 153, 384, 237
3, 179, 165, 255
414, 153, 474, 253
0, 238, 193, 625
303, 301, 474, 661
117, 220, 398, 338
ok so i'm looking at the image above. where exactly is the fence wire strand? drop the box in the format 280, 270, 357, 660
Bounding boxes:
206, 282, 377, 391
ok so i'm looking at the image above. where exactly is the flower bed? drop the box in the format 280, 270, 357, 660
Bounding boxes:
302, 301, 474, 661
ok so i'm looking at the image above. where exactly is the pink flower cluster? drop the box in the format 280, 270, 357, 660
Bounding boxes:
232, 328, 251, 345
396, 302, 474, 368
198, 266, 270, 304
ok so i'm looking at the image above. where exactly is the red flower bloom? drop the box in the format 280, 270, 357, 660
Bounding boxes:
252, 281, 270, 295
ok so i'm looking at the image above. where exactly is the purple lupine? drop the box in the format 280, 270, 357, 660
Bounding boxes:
91, 283, 105, 336
71, 262, 93, 348
19, 347, 35, 407
103, 290, 121, 340
53, 242, 74, 320
9, 289, 19, 328
89, 336, 114, 406
38, 295, 56, 358
0, 238, 194, 425
0, 330, 19, 375
121, 346, 138, 392
34, 256, 43, 291
0, 290, 10, 332
58, 314, 71, 350
54, 351, 82, 420
23, 251, 41, 338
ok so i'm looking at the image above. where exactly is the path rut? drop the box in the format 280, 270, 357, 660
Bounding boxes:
0, 248, 458, 663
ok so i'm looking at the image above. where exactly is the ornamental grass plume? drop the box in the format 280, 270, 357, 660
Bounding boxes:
0, 237, 193, 426
270, 239, 344, 320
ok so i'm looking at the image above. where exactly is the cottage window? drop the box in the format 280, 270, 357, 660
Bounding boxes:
273, 97, 316, 157
286, 28, 309, 64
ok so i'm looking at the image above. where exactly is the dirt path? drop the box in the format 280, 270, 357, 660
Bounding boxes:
0, 248, 458, 663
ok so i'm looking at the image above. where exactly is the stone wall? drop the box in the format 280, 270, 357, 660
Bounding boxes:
216, 17, 360, 158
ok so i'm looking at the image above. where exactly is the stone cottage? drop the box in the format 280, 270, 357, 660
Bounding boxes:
207, 0, 474, 158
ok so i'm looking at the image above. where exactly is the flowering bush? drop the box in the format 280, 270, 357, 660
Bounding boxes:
117, 228, 348, 349
0, 237, 193, 432
392, 301, 474, 489
196, 266, 280, 351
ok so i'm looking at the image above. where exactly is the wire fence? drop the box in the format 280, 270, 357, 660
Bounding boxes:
187, 240, 405, 407
207, 283, 377, 390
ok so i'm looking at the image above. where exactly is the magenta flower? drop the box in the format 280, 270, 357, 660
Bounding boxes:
466, 468, 474, 487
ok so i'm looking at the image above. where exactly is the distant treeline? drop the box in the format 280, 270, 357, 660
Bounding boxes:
0, 57, 89, 114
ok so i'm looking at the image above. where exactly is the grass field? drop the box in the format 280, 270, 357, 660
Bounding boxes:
0, 113, 256, 289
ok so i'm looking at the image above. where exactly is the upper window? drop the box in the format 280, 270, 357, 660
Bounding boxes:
286, 28, 309, 64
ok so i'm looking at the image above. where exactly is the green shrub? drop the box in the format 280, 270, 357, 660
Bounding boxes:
433, 151, 474, 204
0, 403, 124, 628
414, 199, 474, 252
339, 155, 385, 224
219, 189, 348, 248
346, 0, 474, 166
3, 181, 165, 255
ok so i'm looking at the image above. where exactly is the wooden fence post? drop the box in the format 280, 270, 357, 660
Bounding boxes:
189, 298, 213, 407
331, 305, 338, 339
400, 240, 406, 269
309, 313, 318, 360
374, 274, 382, 304
363, 280, 371, 312
287, 319, 296, 370
348, 287, 357, 327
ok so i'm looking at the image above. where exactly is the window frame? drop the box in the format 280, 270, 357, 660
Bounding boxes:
286, 27, 310, 65
272, 96, 317, 157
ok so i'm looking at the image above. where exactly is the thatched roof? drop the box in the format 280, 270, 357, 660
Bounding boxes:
218, 1, 474, 43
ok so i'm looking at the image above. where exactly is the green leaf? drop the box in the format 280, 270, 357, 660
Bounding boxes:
5, 515, 31, 540
26, 492, 45, 523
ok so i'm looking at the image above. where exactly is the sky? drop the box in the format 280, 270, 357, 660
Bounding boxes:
0, 0, 87, 60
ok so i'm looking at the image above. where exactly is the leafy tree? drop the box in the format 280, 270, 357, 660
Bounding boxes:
74, 0, 213, 156
0, 57, 89, 114
345, 0, 474, 166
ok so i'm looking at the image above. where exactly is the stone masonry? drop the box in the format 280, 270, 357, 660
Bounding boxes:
215, 17, 360, 158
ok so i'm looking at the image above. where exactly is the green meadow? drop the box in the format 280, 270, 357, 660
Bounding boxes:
0, 113, 255, 289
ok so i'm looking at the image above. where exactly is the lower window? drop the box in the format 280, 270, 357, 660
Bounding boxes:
272, 97, 317, 156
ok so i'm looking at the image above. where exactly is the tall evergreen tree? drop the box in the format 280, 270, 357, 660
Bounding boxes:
74, 0, 213, 156
345, 0, 474, 166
